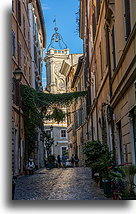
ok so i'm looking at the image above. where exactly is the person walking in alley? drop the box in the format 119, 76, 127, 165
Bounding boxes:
62, 155, 67, 168
71, 154, 75, 167
57, 155, 61, 168
74, 154, 79, 167
26, 159, 35, 175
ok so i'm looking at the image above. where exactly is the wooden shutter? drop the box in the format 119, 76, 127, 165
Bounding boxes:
105, 25, 110, 67
12, 0, 14, 12
124, 0, 131, 40
23, 15, 25, 37
86, 86, 91, 115
18, 0, 21, 26
13, 79, 20, 106
18, 42, 21, 66
96, 0, 100, 23
12, 31, 15, 57
92, 13, 96, 42
100, 42, 103, 79
111, 26, 116, 70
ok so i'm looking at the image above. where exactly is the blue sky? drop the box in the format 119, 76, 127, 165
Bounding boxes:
41, 0, 83, 89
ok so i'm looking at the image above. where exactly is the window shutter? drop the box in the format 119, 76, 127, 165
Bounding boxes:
111, 26, 116, 70
92, 13, 96, 42
13, 79, 20, 106
12, 31, 15, 57
12, 78, 15, 104
18, 42, 21, 66
96, 0, 100, 23
105, 25, 110, 67
12, 0, 14, 12
23, 15, 26, 37
18, 0, 21, 26
100, 42, 103, 79
86, 86, 91, 115
124, 0, 131, 40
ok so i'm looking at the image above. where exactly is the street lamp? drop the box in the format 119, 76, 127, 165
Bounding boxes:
13, 68, 23, 174
13, 68, 23, 82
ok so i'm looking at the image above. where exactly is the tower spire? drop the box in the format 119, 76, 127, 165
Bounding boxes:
47, 17, 68, 51
53, 16, 57, 27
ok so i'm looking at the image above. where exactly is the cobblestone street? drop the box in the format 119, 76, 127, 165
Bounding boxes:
14, 167, 108, 200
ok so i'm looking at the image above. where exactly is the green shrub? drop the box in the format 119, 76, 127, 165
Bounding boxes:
83, 141, 115, 178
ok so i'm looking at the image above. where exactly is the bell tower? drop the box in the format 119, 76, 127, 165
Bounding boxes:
44, 19, 82, 160
44, 19, 70, 93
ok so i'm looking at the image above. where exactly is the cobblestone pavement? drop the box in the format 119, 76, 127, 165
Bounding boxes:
14, 167, 108, 200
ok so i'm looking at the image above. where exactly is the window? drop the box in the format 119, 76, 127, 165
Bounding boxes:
61, 130, 66, 138
18, 42, 21, 66
12, 0, 14, 12
17, 0, 21, 26
86, 86, 91, 115
124, 0, 131, 40
12, 31, 15, 57
28, 31, 30, 50
13, 78, 20, 106
117, 121, 124, 164
29, 66, 31, 83
111, 26, 116, 71
96, 0, 101, 23
92, 13, 96, 42
105, 25, 110, 67
38, 59, 41, 74
99, 42, 103, 79
24, 56, 26, 75
61, 147, 67, 156
78, 108, 82, 127
23, 15, 26, 37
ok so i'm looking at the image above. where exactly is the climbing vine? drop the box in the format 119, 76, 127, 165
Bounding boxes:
21, 85, 87, 158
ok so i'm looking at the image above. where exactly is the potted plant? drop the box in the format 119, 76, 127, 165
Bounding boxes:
83, 141, 115, 196
47, 155, 55, 169
120, 165, 136, 200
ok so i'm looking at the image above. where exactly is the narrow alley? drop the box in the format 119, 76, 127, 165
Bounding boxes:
14, 167, 108, 200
